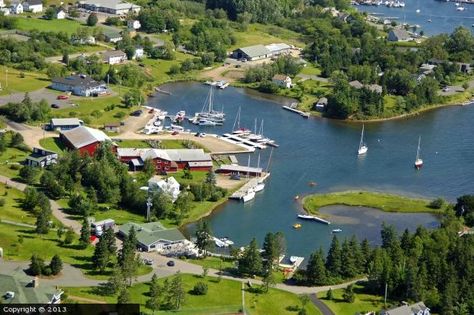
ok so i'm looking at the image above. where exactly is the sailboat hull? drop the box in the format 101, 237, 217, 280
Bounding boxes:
415, 160, 423, 169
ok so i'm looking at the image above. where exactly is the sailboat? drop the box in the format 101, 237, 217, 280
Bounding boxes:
242, 155, 255, 202
254, 154, 265, 192
414, 136, 423, 169
357, 124, 368, 155
195, 86, 225, 124
232, 107, 251, 135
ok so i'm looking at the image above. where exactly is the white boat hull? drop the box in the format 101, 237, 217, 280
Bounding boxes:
242, 190, 256, 202
254, 183, 265, 192
358, 146, 368, 155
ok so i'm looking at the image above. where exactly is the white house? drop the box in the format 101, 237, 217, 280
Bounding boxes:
23, 0, 43, 13
148, 176, 180, 202
382, 302, 430, 315
0, 7, 10, 15
10, 1, 23, 14
102, 50, 127, 64
133, 46, 144, 60
56, 9, 66, 19
127, 19, 141, 30
272, 74, 292, 88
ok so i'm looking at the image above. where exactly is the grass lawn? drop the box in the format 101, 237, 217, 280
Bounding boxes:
0, 183, 36, 225
303, 191, 447, 214
39, 137, 66, 154
183, 256, 236, 271
0, 147, 29, 178
0, 67, 50, 96
64, 274, 321, 315
16, 17, 84, 35
231, 24, 304, 50
299, 64, 322, 76
317, 284, 389, 315
142, 52, 198, 86
116, 139, 152, 148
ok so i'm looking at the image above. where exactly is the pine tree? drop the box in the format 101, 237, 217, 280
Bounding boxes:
35, 208, 50, 234
325, 235, 342, 277
119, 226, 139, 286
238, 238, 263, 276
49, 254, 63, 275
92, 237, 110, 272
360, 238, 371, 273
341, 239, 357, 278
79, 218, 91, 247
146, 273, 161, 312
195, 220, 213, 256
106, 266, 126, 295
262, 232, 277, 269
306, 248, 327, 285
117, 287, 131, 304
103, 228, 117, 256
29, 254, 45, 276
342, 284, 355, 303
169, 273, 185, 310
326, 288, 334, 300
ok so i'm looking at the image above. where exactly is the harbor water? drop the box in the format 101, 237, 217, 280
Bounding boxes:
149, 82, 474, 256
355, 0, 474, 35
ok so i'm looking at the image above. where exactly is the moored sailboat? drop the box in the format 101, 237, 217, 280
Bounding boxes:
414, 136, 423, 169
358, 124, 368, 155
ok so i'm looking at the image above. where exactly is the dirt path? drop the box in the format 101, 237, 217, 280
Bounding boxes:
67, 295, 107, 304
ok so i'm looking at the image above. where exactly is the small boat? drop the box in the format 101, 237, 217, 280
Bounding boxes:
254, 182, 265, 192
427, 18, 432, 23
457, 6, 465, 11
174, 110, 186, 123
332, 228, 343, 233
199, 119, 219, 126
358, 124, 368, 155
294, 195, 300, 200
242, 189, 255, 202
293, 223, 302, 229
414, 136, 423, 169
308, 181, 317, 187
297, 214, 331, 225
416, 9, 420, 13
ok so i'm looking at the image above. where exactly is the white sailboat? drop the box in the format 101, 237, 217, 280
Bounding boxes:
196, 86, 225, 124
254, 154, 265, 192
232, 106, 251, 135
357, 124, 368, 155
242, 155, 255, 202
414, 136, 423, 169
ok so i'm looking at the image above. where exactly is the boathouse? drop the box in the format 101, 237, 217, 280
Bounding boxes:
272, 74, 292, 88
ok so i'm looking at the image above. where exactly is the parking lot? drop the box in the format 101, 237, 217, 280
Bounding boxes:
0, 88, 75, 108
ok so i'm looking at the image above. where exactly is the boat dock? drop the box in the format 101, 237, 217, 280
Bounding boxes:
230, 173, 270, 200
218, 135, 256, 152
222, 133, 268, 150
297, 214, 331, 225
282, 104, 310, 118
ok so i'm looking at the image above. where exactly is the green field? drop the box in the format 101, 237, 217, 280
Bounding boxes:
317, 284, 388, 315
303, 191, 447, 214
183, 256, 236, 271
39, 137, 66, 154
116, 139, 152, 148
65, 274, 321, 315
231, 23, 304, 50
0, 67, 50, 96
16, 17, 84, 34
0, 184, 36, 225
0, 147, 29, 178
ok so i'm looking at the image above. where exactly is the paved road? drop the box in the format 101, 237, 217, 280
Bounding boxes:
310, 294, 335, 315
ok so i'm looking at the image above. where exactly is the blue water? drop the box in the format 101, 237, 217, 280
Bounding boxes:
149, 82, 474, 257
355, 0, 474, 35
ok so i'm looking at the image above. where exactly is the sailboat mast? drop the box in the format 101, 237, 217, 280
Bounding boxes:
260, 119, 264, 136
254, 118, 257, 134
416, 136, 421, 160
247, 155, 250, 179
209, 87, 213, 113
359, 124, 365, 149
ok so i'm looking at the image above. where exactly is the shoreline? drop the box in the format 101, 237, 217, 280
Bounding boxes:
302, 190, 447, 215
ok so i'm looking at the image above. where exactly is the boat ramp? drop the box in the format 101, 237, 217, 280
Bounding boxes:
230, 173, 270, 200
282, 103, 310, 118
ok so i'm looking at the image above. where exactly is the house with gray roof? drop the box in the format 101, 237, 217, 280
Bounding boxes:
381, 302, 430, 315
78, 0, 141, 15
60, 126, 114, 155
49, 118, 84, 131
118, 222, 187, 252
51, 74, 107, 97
25, 147, 58, 168
388, 29, 411, 42
232, 44, 271, 61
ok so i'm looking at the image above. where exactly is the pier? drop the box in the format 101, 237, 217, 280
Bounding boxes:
230, 173, 270, 200
282, 104, 310, 118
222, 133, 268, 150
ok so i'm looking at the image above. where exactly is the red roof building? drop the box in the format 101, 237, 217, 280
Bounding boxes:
60, 126, 115, 156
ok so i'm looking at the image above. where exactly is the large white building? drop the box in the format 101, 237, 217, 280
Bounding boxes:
51, 74, 107, 97
23, 0, 43, 13
148, 176, 180, 202
78, 0, 141, 15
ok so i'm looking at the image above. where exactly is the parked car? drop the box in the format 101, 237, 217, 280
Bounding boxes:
167, 260, 175, 267
57, 95, 69, 100
143, 258, 153, 265
51, 104, 59, 108
131, 110, 143, 117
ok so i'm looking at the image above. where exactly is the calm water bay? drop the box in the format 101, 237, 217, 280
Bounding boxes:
149, 82, 474, 256
355, 0, 474, 35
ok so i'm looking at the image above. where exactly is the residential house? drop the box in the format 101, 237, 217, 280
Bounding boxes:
127, 19, 141, 30
133, 46, 144, 60
349, 80, 364, 89
118, 222, 187, 252
23, 0, 42, 13
104, 122, 121, 133
381, 302, 430, 315
10, 1, 23, 14
350, 81, 382, 94
419, 63, 436, 75
60, 126, 114, 155
102, 28, 122, 43
117, 148, 213, 173
314, 97, 328, 110
25, 148, 58, 168
232, 44, 271, 61
49, 118, 84, 131
0, 7, 10, 15
388, 29, 411, 42
72, 36, 96, 45
272, 74, 292, 88
51, 74, 107, 97
56, 9, 66, 19
148, 176, 180, 202
265, 43, 292, 56
78, 0, 141, 15
102, 50, 127, 64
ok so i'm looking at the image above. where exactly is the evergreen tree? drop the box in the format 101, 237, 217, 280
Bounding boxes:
117, 287, 131, 304
341, 239, 357, 278
35, 207, 50, 234
262, 232, 277, 269
169, 272, 185, 310
238, 238, 263, 276
326, 288, 334, 300
325, 235, 342, 277
79, 218, 91, 247
146, 274, 161, 312
64, 228, 75, 245
106, 266, 126, 295
195, 220, 213, 256
262, 269, 276, 293
119, 226, 139, 286
360, 238, 371, 273
92, 237, 110, 272
49, 254, 63, 275
29, 254, 45, 276
205, 170, 216, 186
306, 248, 327, 285
87, 13, 98, 26
103, 227, 117, 255
342, 284, 355, 303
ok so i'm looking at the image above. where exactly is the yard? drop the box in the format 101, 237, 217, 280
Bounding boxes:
39, 137, 66, 154
230, 24, 305, 50
15, 17, 84, 35
0, 67, 50, 96
0, 147, 29, 179
64, 274, 321, 315
0, 184, 35, 225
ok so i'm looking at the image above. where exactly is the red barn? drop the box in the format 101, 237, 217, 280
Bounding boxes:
117, 148, 213, 173
60, 126, 114, 156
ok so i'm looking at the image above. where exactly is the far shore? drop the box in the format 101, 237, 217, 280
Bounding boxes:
302, 190, 448, 215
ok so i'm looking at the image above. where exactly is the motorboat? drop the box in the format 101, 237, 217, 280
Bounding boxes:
293, 223, 302, 229
297, 214, 331, 225
457, 6, 465, 11
254, 182, 265, 192
332, 229, 343, 233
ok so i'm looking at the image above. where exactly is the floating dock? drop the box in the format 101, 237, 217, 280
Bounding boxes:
297, 214, 331, 225
230, 173, 270, 200
282, 105, 310, 118
222, 133, 268, 150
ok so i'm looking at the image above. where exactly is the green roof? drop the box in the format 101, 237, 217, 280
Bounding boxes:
119, 222, 186, 246
238, 45, 271, 58
0, 269, 57, 304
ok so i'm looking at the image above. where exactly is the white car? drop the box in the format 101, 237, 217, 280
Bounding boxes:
5, 291, 15, 299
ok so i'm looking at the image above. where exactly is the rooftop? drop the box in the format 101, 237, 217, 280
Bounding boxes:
51, 118, 83, 126
390, 28, 410, 40
102, 50, 127, 59
79, 0, 140, 10
0, 269, 58, 304
272, 74, 290, 81
382, 302, 429, 315
217, 164, 263, 174
119, 222, 186, 246
52, 74, 105, 89
61, 126, 111, 149
265, 43, 291, 53
237, 45, 271, 58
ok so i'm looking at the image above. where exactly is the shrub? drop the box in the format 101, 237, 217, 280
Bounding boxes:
429, 198, 445, 209
192, 282, 208, 295
0, 198, 5, 207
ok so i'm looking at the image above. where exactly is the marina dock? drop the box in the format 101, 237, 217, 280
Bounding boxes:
230, 173, 270, 200
282, 104, 310, 118
222, 133, 268, 150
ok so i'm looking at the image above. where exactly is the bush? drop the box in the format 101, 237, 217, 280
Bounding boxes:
429, 198, 445, 209
192, 282, 208, 295
10, 164, 21, 170
114, 111, 126, 119
0, 198, 5, 207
